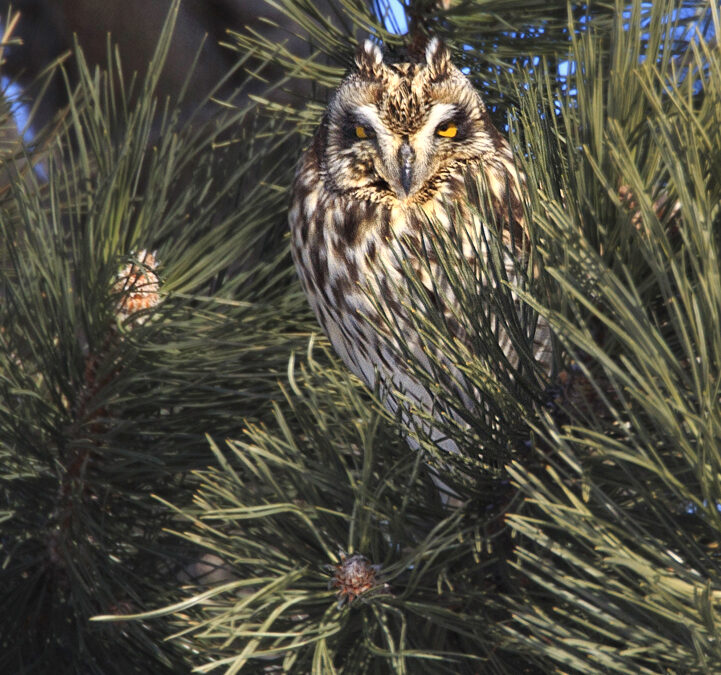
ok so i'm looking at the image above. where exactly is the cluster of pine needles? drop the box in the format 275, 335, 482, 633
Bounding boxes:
1, 0, 720, 673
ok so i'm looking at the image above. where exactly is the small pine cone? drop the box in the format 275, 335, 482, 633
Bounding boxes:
328, 551, 384, 607
114, 250, 161, 325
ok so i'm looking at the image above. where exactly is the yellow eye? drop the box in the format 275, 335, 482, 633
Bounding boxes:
436, 122, 458, 138
355, 125, 369, 139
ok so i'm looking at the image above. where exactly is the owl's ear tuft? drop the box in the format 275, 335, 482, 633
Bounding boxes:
425, 37, 451, 76
355, 39, 384, 77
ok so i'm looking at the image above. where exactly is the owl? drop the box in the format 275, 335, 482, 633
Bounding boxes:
289, 38, 552, 480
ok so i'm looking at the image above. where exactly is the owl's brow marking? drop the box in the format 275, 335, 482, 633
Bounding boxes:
353, 104, 388, 138
420, 103, 458, 138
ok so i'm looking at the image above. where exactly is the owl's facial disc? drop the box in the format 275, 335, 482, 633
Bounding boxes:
389, 103, 471, 198
337, 101, 466, 198
401, 102, 466, 196
331, 95, 480, 200
326, 39, 492, 200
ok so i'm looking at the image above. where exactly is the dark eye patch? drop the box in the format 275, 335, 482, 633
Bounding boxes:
436, 110, 470, 140
342, 116, 376, 143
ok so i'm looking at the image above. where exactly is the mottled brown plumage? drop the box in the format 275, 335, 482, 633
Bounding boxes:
289, 38, 551, 473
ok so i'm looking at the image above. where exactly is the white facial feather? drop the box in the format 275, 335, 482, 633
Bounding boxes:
353, 104, 387, 137
415, 102, 456, 144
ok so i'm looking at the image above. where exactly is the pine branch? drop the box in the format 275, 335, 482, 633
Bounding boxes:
0, 1, 313, 671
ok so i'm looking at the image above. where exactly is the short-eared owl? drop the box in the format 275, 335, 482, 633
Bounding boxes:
289, 38, 551, 468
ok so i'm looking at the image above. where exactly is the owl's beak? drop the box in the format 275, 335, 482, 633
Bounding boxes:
398, 142, 415, 196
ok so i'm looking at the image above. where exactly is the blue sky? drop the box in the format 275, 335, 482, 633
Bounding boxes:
377, 0, 409, 34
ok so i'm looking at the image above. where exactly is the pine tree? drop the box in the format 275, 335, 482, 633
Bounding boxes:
0, 3, 308, 671
1, 1, 719, 673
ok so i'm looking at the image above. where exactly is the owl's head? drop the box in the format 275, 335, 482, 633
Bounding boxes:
322, 38, 500, 202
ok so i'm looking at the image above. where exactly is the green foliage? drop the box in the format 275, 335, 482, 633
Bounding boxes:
110, 343, 519, 673
2, 0, 720, 673
500, 2, 721, 671
0, 2, 311, 671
